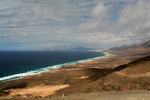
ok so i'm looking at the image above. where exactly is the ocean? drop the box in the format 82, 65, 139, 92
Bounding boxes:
0, 51, 106, 82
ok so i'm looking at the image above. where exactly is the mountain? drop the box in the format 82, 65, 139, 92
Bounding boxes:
0, 41, 150, 99
109, 40, 150, 51
42, 47, 97, 52
108, 40, 150, 56
65, 47, 96, 51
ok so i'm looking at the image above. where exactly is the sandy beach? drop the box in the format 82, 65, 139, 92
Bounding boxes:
0, 0, 150, 99
0, 44, 150, 99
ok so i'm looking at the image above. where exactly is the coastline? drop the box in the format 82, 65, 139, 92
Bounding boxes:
0, 41, 149, 99
0, 52, 109, 82
0, 49, 149, 99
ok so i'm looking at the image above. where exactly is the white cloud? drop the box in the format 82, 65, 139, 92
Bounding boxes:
118, 1, 150, 40
78, 0, 150, 43
0, 0, 150, 50
91, 2, 109, 19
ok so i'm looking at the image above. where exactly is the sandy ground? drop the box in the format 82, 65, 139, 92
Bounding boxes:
49, 91, 150, 100
0, 47, 150, 99
4, 90, 150, 100
0, 54, 150, 99
9, 84, 69, 98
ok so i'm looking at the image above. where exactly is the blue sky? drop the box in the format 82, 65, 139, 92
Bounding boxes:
0, 0, 150, 50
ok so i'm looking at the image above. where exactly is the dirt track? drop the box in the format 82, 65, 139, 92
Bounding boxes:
3, 90, 150, 100
50, 91, 150, 100
0, 42, 150, 99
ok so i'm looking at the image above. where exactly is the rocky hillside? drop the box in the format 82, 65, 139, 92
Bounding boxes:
109, 40, 150, 51
108, 40, 150, 56
52, 55, 150, 96
0, 41, 150, 99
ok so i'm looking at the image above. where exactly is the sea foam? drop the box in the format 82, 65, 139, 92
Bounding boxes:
0, 52, 108, 82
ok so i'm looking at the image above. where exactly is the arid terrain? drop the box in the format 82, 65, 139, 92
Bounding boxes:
0, 40, 150, 100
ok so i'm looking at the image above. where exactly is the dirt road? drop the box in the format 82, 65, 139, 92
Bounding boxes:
49, 90, 150, 100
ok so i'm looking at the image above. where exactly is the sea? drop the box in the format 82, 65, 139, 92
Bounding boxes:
0, 51, 107, 82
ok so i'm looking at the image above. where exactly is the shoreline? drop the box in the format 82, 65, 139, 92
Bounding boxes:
0, 50, 149, 99
0, 41, 149, 99
0, 52, 110, 82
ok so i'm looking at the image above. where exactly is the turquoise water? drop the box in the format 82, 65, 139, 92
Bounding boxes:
0, 51, 108, 82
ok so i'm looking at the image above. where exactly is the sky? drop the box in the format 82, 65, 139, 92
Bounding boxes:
0, 0, 150, 50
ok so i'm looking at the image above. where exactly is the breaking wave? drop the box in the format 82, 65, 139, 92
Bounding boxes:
0, 52, 108, 82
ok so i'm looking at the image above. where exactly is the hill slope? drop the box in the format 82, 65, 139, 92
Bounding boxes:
0, 41, 150, 99
108, 40, 150, 56
52, 55, 150, 96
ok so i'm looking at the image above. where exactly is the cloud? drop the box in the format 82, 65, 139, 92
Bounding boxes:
118, 1, 150, 40
91, 2, 109, 19
78, 0, 150, 42
0, 0, 150, 50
